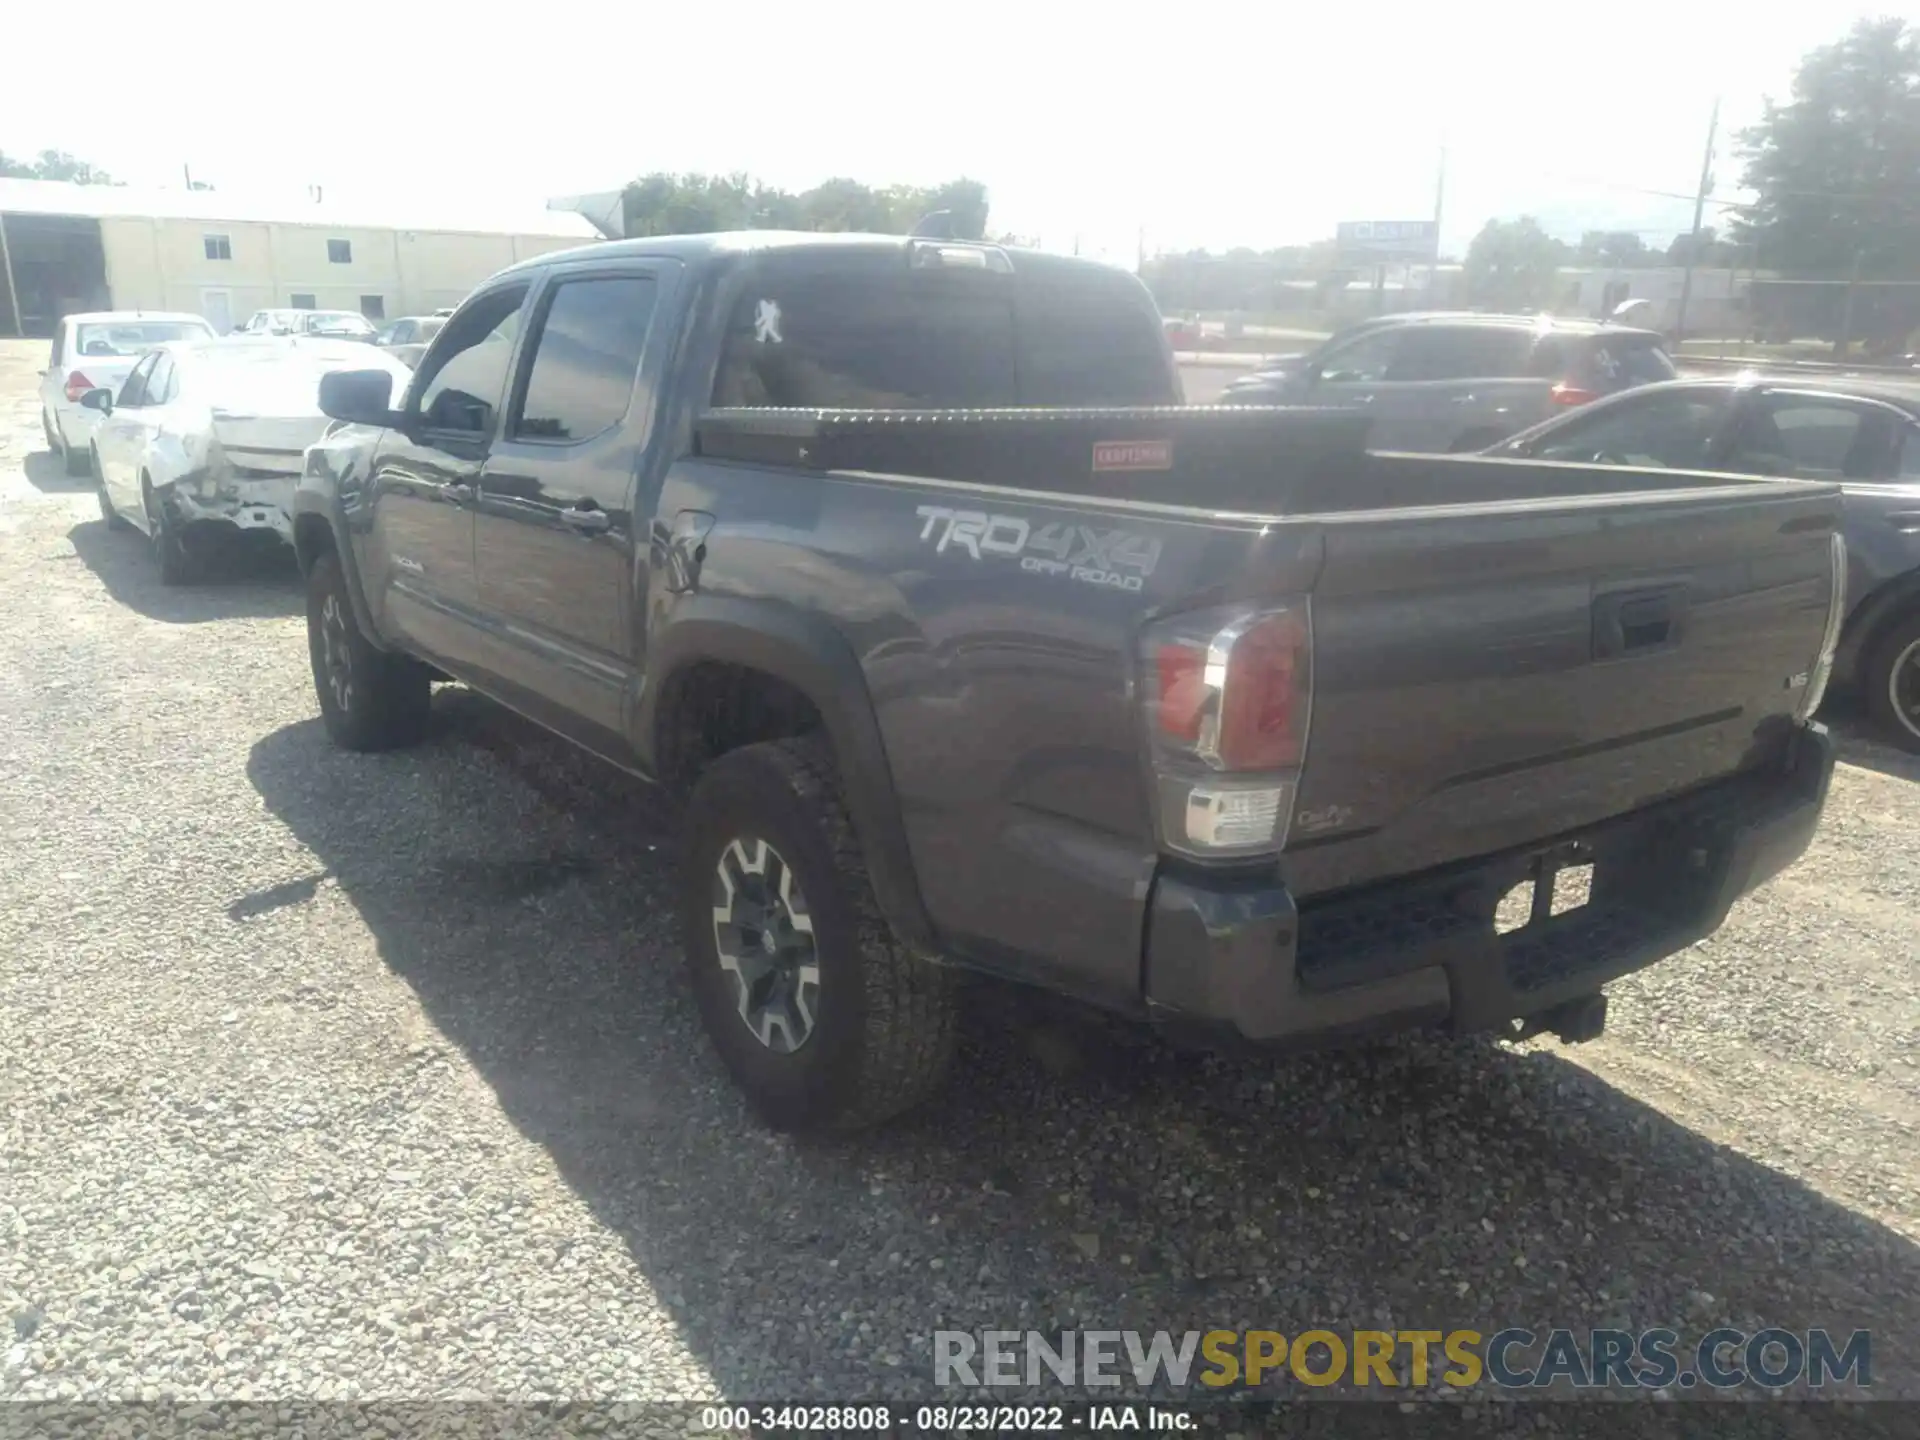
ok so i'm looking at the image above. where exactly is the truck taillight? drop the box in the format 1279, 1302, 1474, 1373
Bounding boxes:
1141, 601, 1313, 857
64, 370, 96, 403
1796, 531, 1848, 723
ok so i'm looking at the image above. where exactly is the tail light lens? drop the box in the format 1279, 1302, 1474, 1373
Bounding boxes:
64, 370, 97, 403
1141, 601, 1313, 857
1796, 531, 1848, 723
1550, 383, 1598, 406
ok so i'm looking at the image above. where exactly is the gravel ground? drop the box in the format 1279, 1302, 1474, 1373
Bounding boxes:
0, 338, 1915, 1418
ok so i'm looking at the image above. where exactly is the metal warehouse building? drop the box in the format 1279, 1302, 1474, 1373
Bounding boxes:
0, 178, 603, 338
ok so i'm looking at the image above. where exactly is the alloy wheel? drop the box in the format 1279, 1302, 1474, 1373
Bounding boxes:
1890, 638, 1920, 743
710, 836, 820, 1053
319, 592, 355, 715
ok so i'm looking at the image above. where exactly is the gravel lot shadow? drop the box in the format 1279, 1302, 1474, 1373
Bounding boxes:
66, 519, 303, 622
22, 446, 94, 496
245, 693, 1920, 1404
1830, 723, 1920, 785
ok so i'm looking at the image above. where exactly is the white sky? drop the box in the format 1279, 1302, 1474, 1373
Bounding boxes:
6, 0, 1915, 263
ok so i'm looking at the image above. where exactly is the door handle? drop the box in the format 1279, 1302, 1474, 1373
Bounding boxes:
560, 503, 610, 533
442, 482, 475, 504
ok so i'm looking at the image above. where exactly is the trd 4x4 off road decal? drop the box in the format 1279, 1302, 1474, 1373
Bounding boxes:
915, 506, 1163, 593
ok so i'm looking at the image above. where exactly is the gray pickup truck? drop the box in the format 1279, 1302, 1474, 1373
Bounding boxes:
293, 232, 1844, 1132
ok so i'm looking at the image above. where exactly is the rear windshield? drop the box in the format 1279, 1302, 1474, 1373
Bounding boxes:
308, 313, 375, 335
1579, 335, 1677, 388
72, 321, 210, 357
710, 254, 1176, 409
195, 350, 403, 410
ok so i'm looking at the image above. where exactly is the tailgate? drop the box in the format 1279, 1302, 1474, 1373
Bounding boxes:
1283, 477, 1841, 899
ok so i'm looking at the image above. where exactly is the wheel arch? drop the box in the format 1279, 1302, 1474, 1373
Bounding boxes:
639, 597, 937, 951
1835, 568, 1920, 690
291, 494, 389, 651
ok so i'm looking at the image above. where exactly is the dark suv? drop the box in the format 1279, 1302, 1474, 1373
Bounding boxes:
1218, 313, 1677, 452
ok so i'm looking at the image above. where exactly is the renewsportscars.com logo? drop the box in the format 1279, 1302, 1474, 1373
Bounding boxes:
933, 1327, 1872, 1392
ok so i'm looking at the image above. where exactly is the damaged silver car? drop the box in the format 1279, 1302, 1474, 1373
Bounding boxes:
81, 337, 416, 584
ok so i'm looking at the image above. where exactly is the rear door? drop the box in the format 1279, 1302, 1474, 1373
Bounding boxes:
1380, 325, 1538, 451
470, 263, 677, 757
359, 282, 530, 671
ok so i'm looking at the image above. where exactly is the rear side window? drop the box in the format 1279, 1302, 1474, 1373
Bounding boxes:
1727, 397, 1881, 480
1579, 336, 1677, 388
1387, 326, 1533, 382
709, 255, 1174, 410
1898, 424, 1920, 479
512, 276, 658, 442
1531, 392, 1726, 470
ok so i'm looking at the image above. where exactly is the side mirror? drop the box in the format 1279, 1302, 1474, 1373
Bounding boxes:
79, 388, 114, 414
318, 368, 401, 428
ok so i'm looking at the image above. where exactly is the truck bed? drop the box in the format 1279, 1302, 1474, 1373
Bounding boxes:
682, 404, 1841, 1015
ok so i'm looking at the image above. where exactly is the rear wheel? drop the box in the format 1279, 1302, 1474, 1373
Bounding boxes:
306, 550, 432, 751
1865, 610, 1920, 753
681, 737, 956, 1131
142, 477, 200, 585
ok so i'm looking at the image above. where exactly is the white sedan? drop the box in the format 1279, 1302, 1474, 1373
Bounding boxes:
82, 337, 415, 584
38, 311, 216, 475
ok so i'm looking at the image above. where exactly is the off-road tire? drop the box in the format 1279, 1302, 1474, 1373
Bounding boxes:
142, 476, 200, 585
306, 551, 432, 751
1864, 608, 1920, 754
681, 736, 956, 1131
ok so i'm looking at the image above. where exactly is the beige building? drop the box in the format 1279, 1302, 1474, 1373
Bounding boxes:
0, 178, 602, 337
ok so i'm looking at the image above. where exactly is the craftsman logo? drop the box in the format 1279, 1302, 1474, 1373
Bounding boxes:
1093, 440, 1173, 473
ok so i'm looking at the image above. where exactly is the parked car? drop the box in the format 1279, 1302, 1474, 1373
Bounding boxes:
372, 314, 446, 368
80, 336, 415, 583
1492, 374, 1920, 751
38, 311, 217, 475
1162, 315, 1203, 349
1217, 313, 1678, 452
295, 232, 1839, 1132
241, 309, 378, 341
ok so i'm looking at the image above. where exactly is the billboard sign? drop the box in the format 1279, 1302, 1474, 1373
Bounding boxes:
1336, 220, 1439, 261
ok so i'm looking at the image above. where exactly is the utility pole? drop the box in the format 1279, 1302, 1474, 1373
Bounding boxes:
1428, 136, 1448, 305
1673, 97, 1719, 346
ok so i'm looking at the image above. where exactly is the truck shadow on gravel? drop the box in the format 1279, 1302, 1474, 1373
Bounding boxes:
245, 690, 1920, 1405
66, 519, 303, 623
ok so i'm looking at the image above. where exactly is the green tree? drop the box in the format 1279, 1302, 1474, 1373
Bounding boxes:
1463, 217, 1569, 309
0, 148, 118, 184
1575, 230, 1652, 267
619, 171, 990, 238
1735, 17, 1920, 277
1664, 226, 1740, 267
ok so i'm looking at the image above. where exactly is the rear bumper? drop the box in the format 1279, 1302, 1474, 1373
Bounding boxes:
1143, 723, 1835, 1045
166, 475, 296, 546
